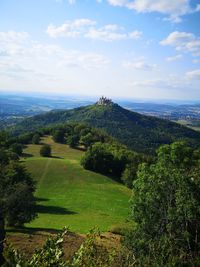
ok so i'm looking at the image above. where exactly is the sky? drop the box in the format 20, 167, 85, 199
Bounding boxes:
0, 0, 200, 100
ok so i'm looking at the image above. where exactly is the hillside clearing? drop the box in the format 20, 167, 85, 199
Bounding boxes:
21, 136, 131, 233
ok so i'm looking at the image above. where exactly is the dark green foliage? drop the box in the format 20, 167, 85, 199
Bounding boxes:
80, 132, 94, 149
0, 146, 37, 263
0, 131, 10, 148
0, 212, 5, 266
10, 143, 23, 156
125, 142, 200, 266
81, 142, 144, 183
32, 133, 40, 144
9, 103, 200, 154
18, 133, 34, 144
5, 182, 36, 227
81, 143, 114, 175
52, 129, 65, 143
121, 154, 148, 188
122, 164, 138, 189
0, 149, 9, 165
67, 135, 79, 148
1, 161, 36, 227
40, 144, 51, 157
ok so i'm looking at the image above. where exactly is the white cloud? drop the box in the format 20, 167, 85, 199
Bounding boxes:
47, 19, 96, 38
130, 74, 192, 89
47, 19, 142, 41
108, 0, 128, 6
166, 54, 183, 62
85, 25, 142, 41
196, 4, 200, 11
0, 31, 29, 43
186, 69, 200, 80
107, 0, 199, 23
123, 59, 156, 70
58, 51, 110, 69
55, 0, 76, 3
68, 0, 76, 4
85, 25, 127, 41
0, 30, 110, 84
128, 30, 143, 39
160, 31, 200, 56
193, 59, 200, 64
130, 79, 163, 87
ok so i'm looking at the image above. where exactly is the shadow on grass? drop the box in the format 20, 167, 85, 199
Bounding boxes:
51, 156, 63, 159
75, 146, 86, 152
35, 197, 49, 202
39, 142, 45, 145
6, 227, 63, 235
38, 155, 63, 159
35, 204, 77, 215
22, 153, 33, 158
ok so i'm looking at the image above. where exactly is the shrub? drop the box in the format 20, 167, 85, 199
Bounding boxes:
40, 144, 51, 157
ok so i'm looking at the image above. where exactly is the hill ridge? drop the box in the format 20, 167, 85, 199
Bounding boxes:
11, 102, 200, 154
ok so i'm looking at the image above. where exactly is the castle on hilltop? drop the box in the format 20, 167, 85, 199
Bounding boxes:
96, 96, 113, 106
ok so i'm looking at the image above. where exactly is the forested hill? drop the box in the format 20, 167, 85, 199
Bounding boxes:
11, 102, 200, 154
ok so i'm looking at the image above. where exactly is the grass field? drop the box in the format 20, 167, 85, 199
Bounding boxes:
176, 120, 200, 132
22, 136, 132, 233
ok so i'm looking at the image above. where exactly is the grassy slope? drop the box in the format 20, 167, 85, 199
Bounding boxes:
23, 136, 131, 233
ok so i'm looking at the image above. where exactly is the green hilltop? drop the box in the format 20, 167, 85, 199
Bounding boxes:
11, 98, 200, 154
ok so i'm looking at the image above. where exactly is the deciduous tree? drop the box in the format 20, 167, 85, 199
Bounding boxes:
125, 142, 200, 266
40, 144, 51, 157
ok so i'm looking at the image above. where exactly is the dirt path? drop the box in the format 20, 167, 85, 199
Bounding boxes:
38, 158, 52, 190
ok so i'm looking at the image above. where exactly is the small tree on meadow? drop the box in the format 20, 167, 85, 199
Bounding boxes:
40, 144, 51, 157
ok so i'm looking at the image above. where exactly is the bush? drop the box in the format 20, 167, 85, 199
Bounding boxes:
40, 144, 51, 157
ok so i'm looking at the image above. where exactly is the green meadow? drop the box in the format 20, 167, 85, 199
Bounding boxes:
22, 136, 131, 233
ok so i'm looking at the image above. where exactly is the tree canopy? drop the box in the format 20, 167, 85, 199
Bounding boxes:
0, 149, 37, 264
40, 144, 51, 157
125, 142, 200, 266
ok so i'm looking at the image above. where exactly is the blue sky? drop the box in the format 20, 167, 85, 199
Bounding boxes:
0, 0, 200, 100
